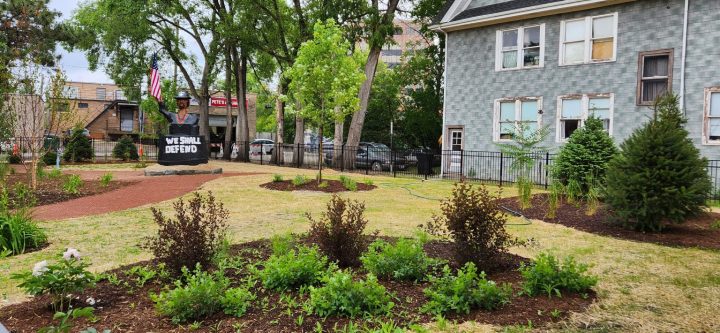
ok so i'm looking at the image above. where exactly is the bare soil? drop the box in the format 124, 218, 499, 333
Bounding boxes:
3, 173, 135, 208
499, 194, 720, 250
261, 179, 376, 193
0, 238, 594, 332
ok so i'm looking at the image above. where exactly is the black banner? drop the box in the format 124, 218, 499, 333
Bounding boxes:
158, 135, 209, 166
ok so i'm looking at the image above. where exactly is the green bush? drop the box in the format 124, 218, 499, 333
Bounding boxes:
63, 129, 94, 162
360, 236, 442, 281
8, 153, 21, 164
604, 94, 712, 231
63, 174, 83, 195
98, 173, 113, 187
257, 245, 331, 291
0, 208, 47, 255
47, 168, 62, 180
43, 151, 58, 166
112, 136, 139, 161
307, 195, 373, 267
339, 175, 358, 191
221, 286, 256, 317
308, 270, 394, 317
552, 116, 618, 194
518, 252, 597, 297
422, 263, 511, 315
13, 249, 95, 312
272, 174, 283, 182
425, 183, 519, 269
292, 175, 309, 186
152, 265, 228, 324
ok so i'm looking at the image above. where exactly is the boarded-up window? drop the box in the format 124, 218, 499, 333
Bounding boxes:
637, 49, 673, 105
560, 13, 617, 65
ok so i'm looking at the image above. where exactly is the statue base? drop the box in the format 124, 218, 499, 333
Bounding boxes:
157, 134, 209, 166
144, 163, 223, 176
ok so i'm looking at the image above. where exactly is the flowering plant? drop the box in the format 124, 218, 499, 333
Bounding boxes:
13, 248, 95, 311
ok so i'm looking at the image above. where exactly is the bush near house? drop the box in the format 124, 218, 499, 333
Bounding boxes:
112, 136, 139, 161
604, 94, 712, 232
63, 129, 93, 163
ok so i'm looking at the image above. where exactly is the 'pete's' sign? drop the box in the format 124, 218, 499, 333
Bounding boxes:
209, 97, 249, 108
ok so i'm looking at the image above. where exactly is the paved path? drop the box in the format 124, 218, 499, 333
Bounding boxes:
32, 172, 262, 220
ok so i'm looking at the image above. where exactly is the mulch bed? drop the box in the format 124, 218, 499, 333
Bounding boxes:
261, 179, 376, 193
499, 193, 720, 250
0, 238, 594, 332
4, 173, 136, 208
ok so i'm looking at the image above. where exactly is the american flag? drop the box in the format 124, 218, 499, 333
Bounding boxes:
149, 53, 162, 101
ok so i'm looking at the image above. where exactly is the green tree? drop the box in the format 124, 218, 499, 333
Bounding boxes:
552, 116, 618, 193
286, 19, 365, 181
360, 64, 400, 146
604, 94, 712, 232
63, 128, 94, 163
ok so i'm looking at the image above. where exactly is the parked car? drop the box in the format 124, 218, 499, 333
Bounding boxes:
324, 142, 408, 171
250, 139, 274, 155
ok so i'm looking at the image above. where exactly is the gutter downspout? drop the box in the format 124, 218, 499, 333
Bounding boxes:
439, 28, 448, 178
680, 0, 689, 113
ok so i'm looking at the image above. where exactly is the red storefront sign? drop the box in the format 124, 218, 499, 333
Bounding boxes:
210, 97, 248, 108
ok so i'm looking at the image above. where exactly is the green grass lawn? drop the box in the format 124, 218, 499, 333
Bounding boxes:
2, 161, 720, 332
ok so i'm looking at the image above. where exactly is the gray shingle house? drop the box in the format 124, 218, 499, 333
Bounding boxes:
431, 0, 720, 175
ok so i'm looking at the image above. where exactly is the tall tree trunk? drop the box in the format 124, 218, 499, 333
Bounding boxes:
223, 47, 233, 160
198, 95, 211, 153
274, 80, 285, 164
317, 124, 323, 181
333, 106, 343, 168
233, 48, 250, 161
293, 114, 304, 166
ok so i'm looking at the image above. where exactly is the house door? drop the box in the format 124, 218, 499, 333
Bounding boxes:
120, 109, 134, 132
446, 128, 463, 175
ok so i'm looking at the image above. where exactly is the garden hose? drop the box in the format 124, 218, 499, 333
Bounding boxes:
375, 181, 533, 226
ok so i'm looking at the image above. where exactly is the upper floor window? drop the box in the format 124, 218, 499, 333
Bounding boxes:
704, 87, 720, 144
637, 49, 673, 105
495, 25, 544, 70
560, 13, 617, 65
114, 89, 125, 100
96, 88, 107, 100
494, 97, 542, 141
556, 93, 613, 142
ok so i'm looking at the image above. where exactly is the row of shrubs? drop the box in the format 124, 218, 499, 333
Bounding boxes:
6, 133, 142, 166
272, 174, 373, 191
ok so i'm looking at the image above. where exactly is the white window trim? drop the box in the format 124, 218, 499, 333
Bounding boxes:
493, 97, 543, 142
559, 13, 618, 66
555, 93, 614, 143
703, 87, 720, 145
495, 24, 545, 71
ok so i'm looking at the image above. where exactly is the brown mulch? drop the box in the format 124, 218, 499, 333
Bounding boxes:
261, 179, 376, 193
499, 193, 720, 250
3, 173, 136, 208
0, 238, 594, 332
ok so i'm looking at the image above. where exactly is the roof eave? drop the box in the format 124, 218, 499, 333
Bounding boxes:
431, 0, 636, 32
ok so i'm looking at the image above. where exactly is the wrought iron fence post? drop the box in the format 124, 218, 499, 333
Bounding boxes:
260, 145, 264, 165
499, 152, 504, 187
460, 149, 464, 181
341, 144, 345, 172
393, 150, 397, 178
365, 148, 369, 175
296, 143, 301, 168
544, 152, 550, 189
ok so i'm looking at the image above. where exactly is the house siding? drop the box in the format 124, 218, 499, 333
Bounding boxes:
443, 0, 719, 159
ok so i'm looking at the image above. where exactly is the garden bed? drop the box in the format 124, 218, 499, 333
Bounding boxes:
261, 179, 376, 193
500, 194, 720, 250
4, 173, 136, 208
0, 238, 594, 332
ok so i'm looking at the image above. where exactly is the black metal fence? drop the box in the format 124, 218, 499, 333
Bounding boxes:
1, 137, 159, 163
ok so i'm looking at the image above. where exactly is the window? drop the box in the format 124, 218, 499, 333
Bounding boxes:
114, 90, 126, 100
704, 88, 720, 144
449, 129, 463, 151
496, 25, 544, 70
494, 97, 542, 141
96, 88, 107, 100
637, 49, 673, 105
556, 94, 613, 141
560, 13, 617, 65
78, 102, 89, 108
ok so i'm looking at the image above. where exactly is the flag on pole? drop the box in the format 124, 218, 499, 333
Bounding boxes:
150, 53, 162, 102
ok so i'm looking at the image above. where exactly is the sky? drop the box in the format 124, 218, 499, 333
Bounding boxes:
49, 0, 113, 83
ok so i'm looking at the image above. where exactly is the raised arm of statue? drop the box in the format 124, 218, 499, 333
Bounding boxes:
158, 102, 174, 123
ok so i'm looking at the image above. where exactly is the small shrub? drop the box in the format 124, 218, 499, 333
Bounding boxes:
13, 248, 95, 311
221, 286, 256, 317
272, 174, 283, 182
565, 178, 582, 205
318, 181, 329, 188
0, 208, 47, 255
422, 262, 511, 315
270, 233, 295, 255
39, 307, 97, 333
339, 175, 357, 191
98, 173, 113, 187
307, 195, 374, 267
152, 264, 228, 324
112, 136, 139, 161
47, 168, 63, 179
43, 151, 58, 166
425, 183, 519, 269
308, 270, 394, 317
63, 129, 94, 162
545, 182, 564, 219
364, 179, 374, 186
257, 245, 331, 291
518, 252, 597, 297
0, 162, 10, 180
8, 153, 22, 164
62, 174, 83, 195
142, 192, 229, 273
9, 182, 36, 209
292, 175, 309, 186
360, 236, 442, 281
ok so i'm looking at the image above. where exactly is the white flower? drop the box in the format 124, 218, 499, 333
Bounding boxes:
63, 248, 81, 261
86, 297, 96, 305
32, 260, 49, 277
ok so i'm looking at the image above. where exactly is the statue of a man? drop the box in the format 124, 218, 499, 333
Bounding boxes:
159, 91, 199, 136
